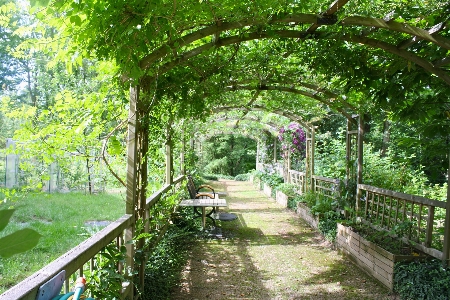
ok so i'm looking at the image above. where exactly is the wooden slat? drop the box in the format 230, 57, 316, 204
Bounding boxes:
358, 184, 446, 208
434, 56, 450, 67
307, 0, 350, 32
359, 11, 395, 37
426, 206, 435, 247
397, 22, 445, 49
341, 16, 450, 50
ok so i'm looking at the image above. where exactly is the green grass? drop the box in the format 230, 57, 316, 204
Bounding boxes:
0, 191, 125, 294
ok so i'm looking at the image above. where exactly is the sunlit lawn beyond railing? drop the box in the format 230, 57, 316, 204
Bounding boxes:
0, 191, 125, 294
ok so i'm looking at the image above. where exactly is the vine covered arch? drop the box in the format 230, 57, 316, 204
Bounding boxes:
25, 0, 450, 294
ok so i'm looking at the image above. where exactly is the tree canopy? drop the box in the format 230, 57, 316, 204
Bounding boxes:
1, 0, 449, 183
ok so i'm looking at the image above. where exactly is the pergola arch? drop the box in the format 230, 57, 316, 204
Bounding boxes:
137, 16, 450, 88
214, 105, 313, 132
224, 84, 355, 121
6, 3, 450, 298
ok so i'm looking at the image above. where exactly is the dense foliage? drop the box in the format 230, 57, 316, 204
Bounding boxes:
1, 0, 450, 295
198, 134, 256, 177
394, 260, 450, 300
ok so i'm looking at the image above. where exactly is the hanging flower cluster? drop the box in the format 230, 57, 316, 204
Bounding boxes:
278, 123, 306, 159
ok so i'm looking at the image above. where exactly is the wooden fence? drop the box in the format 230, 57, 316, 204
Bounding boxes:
289, 170, 306, 194
358, 184, 445, 260
312, 175, 340, 199
0, 175, 185, 300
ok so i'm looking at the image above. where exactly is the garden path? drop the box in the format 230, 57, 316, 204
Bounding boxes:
170, 179, 395, 300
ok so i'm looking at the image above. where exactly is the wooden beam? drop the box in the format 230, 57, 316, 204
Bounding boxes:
307, 0, 350, 33
434, 56, 450, 67
341, 16, 450, 50
359, 11, 395, 37
140, 14, 320, 70
398, 22, 445, 49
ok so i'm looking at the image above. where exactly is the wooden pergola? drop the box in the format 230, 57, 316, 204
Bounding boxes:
120, 4, 450, 297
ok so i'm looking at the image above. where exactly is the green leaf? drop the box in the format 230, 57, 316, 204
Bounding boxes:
0, 228, 42, 258
108, 136, 123, 155
31, 0, 50, 7
70, 15, 82, 26
0, 209, 15, 232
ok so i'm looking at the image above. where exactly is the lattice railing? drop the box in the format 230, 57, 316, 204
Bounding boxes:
289, 170, 306, 194
312, 175, 340, 200
358, 184, 445, 259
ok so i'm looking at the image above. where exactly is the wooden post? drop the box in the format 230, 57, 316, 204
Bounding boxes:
256, 140, 260, 167
305, 131, 309, 192
356, 114, 364, 211
442, 154, 450, 265
166, 142, 173, 184
311, 126, 315, 191
180, 129, 186, 175
287, 149, 291, 179
346, 118, 352, 182
273, 136, 277, 163
166, 125, 173, 184
124, 85, 139, 299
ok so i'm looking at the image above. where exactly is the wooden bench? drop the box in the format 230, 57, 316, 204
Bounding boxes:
181, 175, 228, 228
187, 174, 227, 199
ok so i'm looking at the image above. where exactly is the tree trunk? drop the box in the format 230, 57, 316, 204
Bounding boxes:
86, 157, 92, 194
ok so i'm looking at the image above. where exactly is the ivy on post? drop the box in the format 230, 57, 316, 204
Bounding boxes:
442, 154, 450, 266
310, 126, 316, 192
124, 85, 139, 299
165, 122, 174, 185
180, 126, 186, 175
356, 114, 364, 212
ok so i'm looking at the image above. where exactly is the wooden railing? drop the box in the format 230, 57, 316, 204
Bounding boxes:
274, 162, 284, 177
0, 175, 185, 300
256, 163, 264, 171
289, 170, 306, 194
358, 184, 445, 260
312, 175, 340, 199
137, 175, 185, 289
0, 215, 134, 300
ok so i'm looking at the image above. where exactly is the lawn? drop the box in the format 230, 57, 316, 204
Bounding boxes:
0, 190, 126, 294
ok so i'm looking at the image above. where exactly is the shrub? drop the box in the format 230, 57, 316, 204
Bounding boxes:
234, 173, 250, 181
310, 194, 334, 216
287, 194, 303, 210
394, 259, 450, 300
260, 172, 284, 188
142, 208, 197, 300
276, 183, 297, 197
318, 211, 340, 242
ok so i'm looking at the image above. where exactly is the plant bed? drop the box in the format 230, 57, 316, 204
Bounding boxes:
275, 190, 289, 207
295, 202, 319, 230
263, 183, 272, 198
335, 223, 426, 290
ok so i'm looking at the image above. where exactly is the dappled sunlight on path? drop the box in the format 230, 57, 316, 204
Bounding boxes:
170, 180, 394, 300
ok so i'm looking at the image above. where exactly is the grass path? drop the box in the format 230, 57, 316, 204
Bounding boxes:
170, 179, 395, 300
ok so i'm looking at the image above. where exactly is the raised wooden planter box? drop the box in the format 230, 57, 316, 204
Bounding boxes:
263, 183, 272, 197
336, 223, 424, 290
295, 202, 319, 230
275, 190, 288, 207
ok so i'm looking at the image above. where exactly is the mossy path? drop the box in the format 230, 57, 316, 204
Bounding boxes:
171, 179, 395, 300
